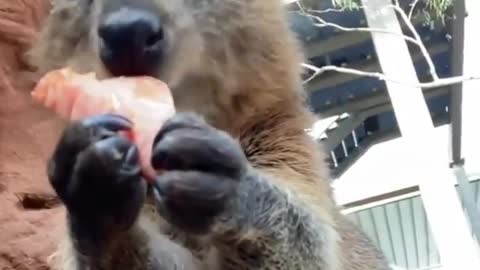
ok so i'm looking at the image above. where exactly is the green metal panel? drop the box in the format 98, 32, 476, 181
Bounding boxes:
346, 180, 480, 269
347, 196, 441, 269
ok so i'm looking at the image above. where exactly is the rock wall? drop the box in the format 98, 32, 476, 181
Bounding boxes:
0, 1, 67, 269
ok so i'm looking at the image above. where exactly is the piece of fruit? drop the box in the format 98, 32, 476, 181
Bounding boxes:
31, 68, 176, 181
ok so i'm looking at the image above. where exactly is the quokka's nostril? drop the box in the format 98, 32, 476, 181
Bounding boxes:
145, 28, 164, 48
98, 7, 165, 76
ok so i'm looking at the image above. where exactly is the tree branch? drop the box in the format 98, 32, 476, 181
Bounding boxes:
295, 4, 421, 46
298, 0, 439, 81
305, 7, 350, 14
302, 63, 480, 90
408, 0, 421, 19
390, 2, 439, 80
299, 0, 448, 88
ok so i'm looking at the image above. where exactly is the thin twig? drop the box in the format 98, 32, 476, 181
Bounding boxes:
298, 0, 478, 90
299, 0, 440, 82
416, 75, 480, 89
306, 7, 350, 14
295, 1, 306, 12
307, 13, 420, 45
302, 62, 320, 72
302, 64, 480, 89
295, 2, 420, 46
301, 63, 322, 85
301, 3, 436, 79
408, 0, 421, 19
390, 3, 439, 80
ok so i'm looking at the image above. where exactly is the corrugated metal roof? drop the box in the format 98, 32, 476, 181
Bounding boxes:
345, 180, 480, 269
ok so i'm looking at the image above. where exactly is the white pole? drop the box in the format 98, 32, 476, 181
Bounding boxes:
361, 0, 480, 268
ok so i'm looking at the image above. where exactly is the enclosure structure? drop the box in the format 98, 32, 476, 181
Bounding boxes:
287, 0, 480, 269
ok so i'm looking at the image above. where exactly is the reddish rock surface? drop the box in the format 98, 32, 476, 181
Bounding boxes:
0, 1, 67, 269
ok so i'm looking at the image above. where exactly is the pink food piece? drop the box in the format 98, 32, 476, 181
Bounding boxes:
31, 68, 176, 182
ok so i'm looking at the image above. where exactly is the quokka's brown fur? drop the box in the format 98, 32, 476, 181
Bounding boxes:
28, 0, 390, 269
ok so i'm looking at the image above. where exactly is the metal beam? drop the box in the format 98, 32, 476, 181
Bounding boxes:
362, 0, 480, 268
449, 0, 466, 167
331, 115, 450, 179
305, 32, 370, 58
315, 86, 448, 118
448, 0, 480, 245
322, 94, 451, 156
321, 113, 365, 152
320, 102, 394, 151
